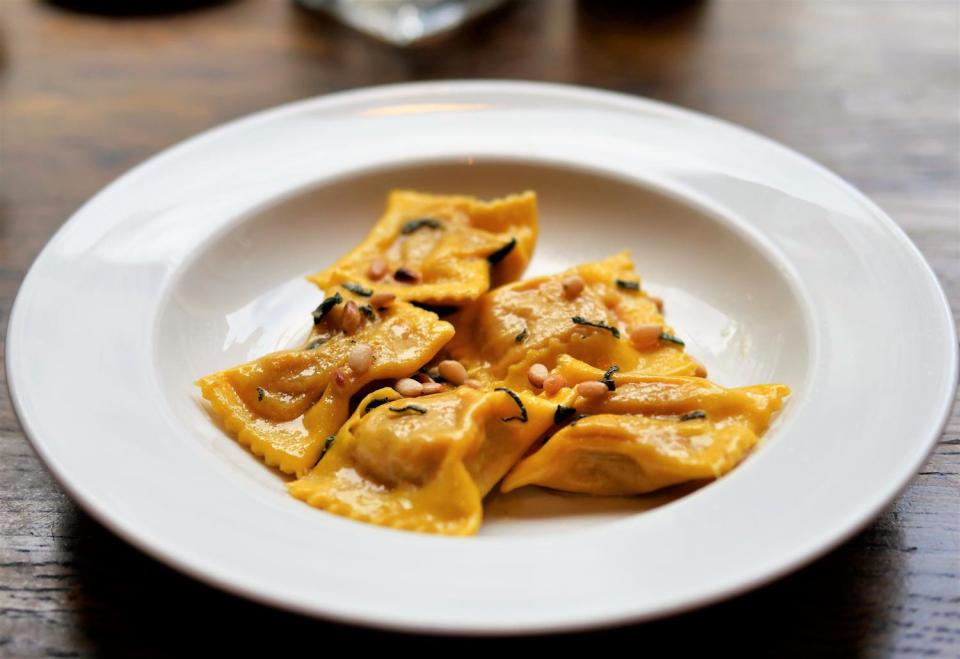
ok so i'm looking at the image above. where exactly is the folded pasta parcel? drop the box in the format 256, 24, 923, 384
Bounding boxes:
309, 190, 538, 307
196, 290, 454, 477
289, 386, 556, 535
501, 359, 790, 496
196, 189, 792, 537
444, 252, 701, 388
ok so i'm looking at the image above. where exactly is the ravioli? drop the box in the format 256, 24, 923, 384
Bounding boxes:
197, 189, 792, 536
309, 190, 538, 307
196, 293, 454, 476
501, 358, 790, 495
444, 252, 699, 388
288, 386, 555, 535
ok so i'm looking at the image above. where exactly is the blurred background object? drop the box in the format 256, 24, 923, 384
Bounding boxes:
297, 0, 510, 46
46, 0, 229, 16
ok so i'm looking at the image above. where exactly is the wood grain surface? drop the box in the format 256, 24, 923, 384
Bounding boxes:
1, 0, 958, 656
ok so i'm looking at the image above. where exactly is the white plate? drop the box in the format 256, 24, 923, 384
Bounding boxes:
7, 81, 956, 634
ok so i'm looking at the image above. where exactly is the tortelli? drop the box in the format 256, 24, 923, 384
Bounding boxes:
198, 190, 789, 535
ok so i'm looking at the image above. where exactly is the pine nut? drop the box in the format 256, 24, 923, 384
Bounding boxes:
421, 382, 445, 395
414, 372, 434, 384
368, 258, 388, 280
576, 381, 609, 399
527, 363, 549, 388
438, 359, 467, 385
629, 324, 663, 350
542, 374, 566, 395
691, 357, 708, 378
369, 291, 396, 309
341, 301, 361, 334
394, 378, 423, 397
348, 343, 372, 374
464, 378, 482, 389
562, 275, 585, 299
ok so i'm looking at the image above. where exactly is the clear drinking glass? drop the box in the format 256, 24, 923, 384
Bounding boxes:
297, 0, 510, 46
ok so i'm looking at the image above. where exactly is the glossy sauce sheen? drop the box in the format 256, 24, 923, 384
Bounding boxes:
309, 190, 539, 306
197, 190, 789, 534
289, 387, 556, 535
196, 299, 454, 476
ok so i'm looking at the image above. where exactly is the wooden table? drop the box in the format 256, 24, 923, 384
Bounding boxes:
2, 0, 957, 655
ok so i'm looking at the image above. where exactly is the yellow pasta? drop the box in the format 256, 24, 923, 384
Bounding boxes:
196, 190, 790, 535
289, 386, 555, 535
502, 358, 790, 495
443, 252, 699, 388
197, 295, 454, 476
309, 190, 538, 307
